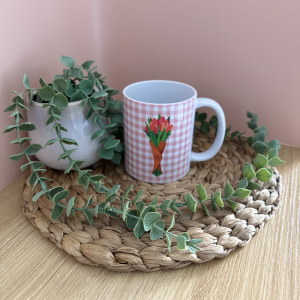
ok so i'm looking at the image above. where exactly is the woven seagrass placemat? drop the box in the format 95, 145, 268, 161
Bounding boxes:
22, 130, 281, 272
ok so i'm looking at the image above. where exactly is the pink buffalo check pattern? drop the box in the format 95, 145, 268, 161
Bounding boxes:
123, 96, 195, 183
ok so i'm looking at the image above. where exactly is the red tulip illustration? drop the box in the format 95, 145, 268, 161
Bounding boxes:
143, 115, 174, 177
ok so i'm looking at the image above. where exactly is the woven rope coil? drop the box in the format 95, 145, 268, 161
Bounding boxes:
22, 130, 281, 272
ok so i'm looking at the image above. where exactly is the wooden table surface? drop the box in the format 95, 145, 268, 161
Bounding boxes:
0, 145, 299, 300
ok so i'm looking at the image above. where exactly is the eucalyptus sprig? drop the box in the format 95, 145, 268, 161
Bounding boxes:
3, 68, 285, 254
195, 112, 245, 142
246, 111, 280, 154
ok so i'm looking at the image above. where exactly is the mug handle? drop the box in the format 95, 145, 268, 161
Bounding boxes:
190, 98, 226, 161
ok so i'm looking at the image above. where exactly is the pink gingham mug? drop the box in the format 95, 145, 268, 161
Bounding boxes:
123, 80, 226, 184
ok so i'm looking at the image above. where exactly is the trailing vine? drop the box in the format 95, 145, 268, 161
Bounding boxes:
3, 58, 284, 253
195, 112, 245, 142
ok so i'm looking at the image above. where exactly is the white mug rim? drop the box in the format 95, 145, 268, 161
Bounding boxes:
123, 80, 197, 106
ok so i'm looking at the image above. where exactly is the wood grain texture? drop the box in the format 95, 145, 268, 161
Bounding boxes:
0, 145, 299, 300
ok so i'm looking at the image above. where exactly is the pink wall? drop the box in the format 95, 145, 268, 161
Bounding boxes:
0, 0, 100, 191
99, 0, 300, 144
1, 0, 300, 190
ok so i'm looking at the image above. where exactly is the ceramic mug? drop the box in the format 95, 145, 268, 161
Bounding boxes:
123, 80, 226, 183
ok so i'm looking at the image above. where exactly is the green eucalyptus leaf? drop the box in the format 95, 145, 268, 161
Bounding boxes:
110, 113, 123, 124
251, 114, 258, 122
106, 185, 121, 199
166, 232, 172, 252
46, 186, 64, 200
254, 125, 268, 135
4, 103, 17, 112
267, 148, 278, 159
60, 55, 76, 67
224, 181, 234, 198
46, 116, 55, 126
238, 177, 249, 189
253, 153, 268, 169
134, 190, 144, 205
150, 195, 158, 206
78, 174, 90, 191
105, 123, 117, 129
17, 102, 29, 111
268, 157, 284, 167
246, 181, 261, 190
122, 201, 130, 221
104, 139, 120, 149
51, 204, 64, 220
32, 190, 48, 202
91, 129, 105, 141
226, 199, 237, 211
167, 213, 175, 231
196, 183, 207, 202
253, 131, 266, 143
79, 79, 94, 95
66, 197, 75, 216
266, 168, 274, 176
126, 210, 139, 229
209, 115, 218, 127
176, 235, 186, 250
84, 210, 93, 225
52, 78, 68, 93
215, 189, 223, 207
160, 199, 171, 215
61, 138, 78, 146
97, 203, 107, 215
242, 162, 256, 180
185, 193, 197, 212
10, 137, 31, 145
70, 90, 85, 102
150, 220, 165, 240
233, 188, 251, 199
45, 139, 59, 147
98, 148, 114, 160
2, 125, 17, 134
58, 148, 77, 160
247, 111, 253, 118
9, 110, 24, 120
23, 74, 30, 89
73, 159, 87, 168
39, 78, 47, 87
92, 91, 108, 98
25, 144, 43, 155
65, 81, 74, 97
170, 197, 182, 215
248, 122, 257, 130
29, 172, 38, 187
266, 139, 281, 151
81, 60, 94, 70
69, 67, 83, 79
53, 190, 69, 203
256, 168, 273, 182
93, 71, 101, 79
38, 86, 55, 101
252, 141, 267, 154
109, 100, 123, 112
52, 93, 68, 109
143, 212, 161, 231
133, 220, 145, 239
112, 152, 122, 165
135, 201, 144, 214
9, 152, 24, 161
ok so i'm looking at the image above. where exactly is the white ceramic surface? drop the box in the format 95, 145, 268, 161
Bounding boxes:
26, 99, 108, 170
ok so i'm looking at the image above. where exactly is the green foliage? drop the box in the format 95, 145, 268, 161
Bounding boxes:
4, 72, 284, 254
195, 112, 244, 142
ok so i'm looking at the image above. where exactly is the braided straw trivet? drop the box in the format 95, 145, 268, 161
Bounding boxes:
22, 130, 282, 272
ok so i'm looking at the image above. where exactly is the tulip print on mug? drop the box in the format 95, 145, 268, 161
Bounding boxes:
123, 80, 226, 184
